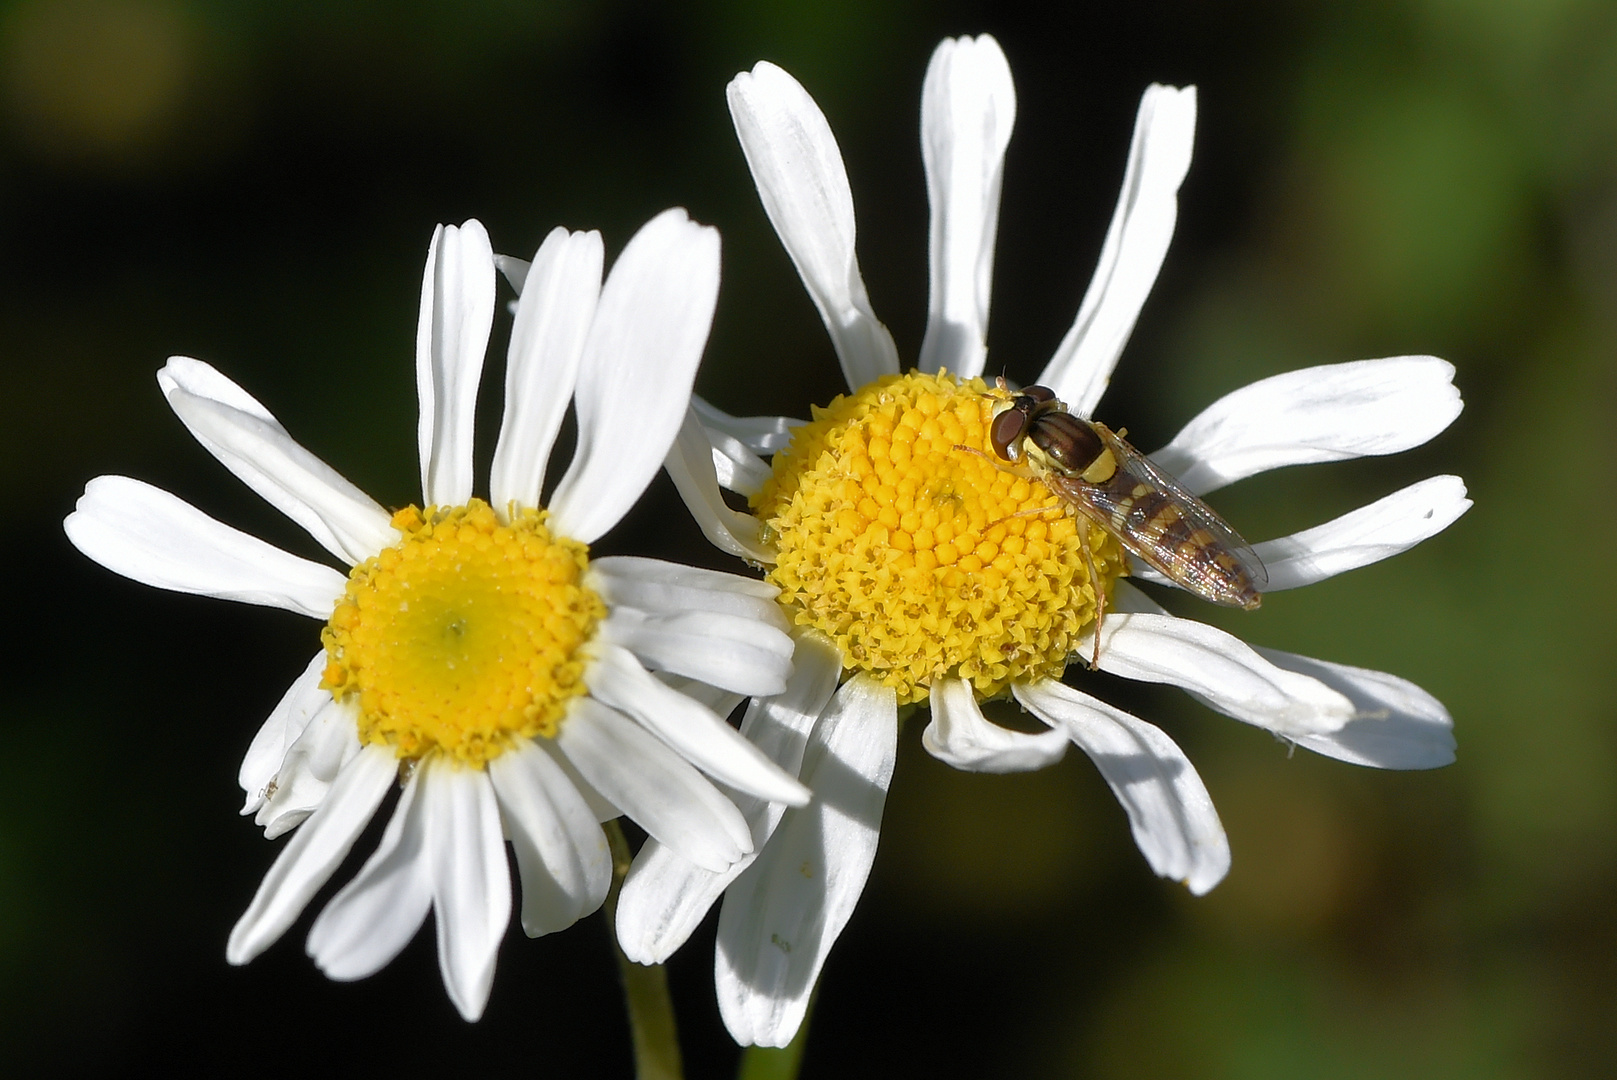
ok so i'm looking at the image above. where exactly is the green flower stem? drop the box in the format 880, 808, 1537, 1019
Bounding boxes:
736, 990, 815, 1080
604, 820, 683, 1080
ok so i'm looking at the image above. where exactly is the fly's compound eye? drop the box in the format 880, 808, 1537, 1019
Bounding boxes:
990, 404, 1031, 462
1020, 385, 1058, 404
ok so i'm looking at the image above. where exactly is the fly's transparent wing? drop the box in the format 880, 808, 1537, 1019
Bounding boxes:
1050, 423, 1266, 608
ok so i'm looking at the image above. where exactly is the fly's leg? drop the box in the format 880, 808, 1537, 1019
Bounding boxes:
953, 443, 1036, 480
982, 503, 1067, 531
953, 445, 1067, 529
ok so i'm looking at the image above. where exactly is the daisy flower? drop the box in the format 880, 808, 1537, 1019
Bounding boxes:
63, 209, 809, 1021
616, 37, 1470, 1047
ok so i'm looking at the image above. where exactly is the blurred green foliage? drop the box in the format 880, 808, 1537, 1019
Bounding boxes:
1, 0, 1614, 1076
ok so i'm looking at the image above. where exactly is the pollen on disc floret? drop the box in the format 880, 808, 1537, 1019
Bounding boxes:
754, 370, 1127, 705
321, 499, 606, 767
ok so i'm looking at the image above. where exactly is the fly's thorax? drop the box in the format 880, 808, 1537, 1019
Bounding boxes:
752, 370, 1127, 705
321, 499, 606, 767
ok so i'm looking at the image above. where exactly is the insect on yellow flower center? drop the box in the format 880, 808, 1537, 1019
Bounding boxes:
754, 371, 1128, 705
320, 499, 605, 767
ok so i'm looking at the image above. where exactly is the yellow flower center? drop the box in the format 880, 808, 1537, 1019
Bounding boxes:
320, 499, 605, 767
754, 370, 1127, 705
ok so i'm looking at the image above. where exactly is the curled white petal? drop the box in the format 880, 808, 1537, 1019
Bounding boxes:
617, 632, 844, 966
1089, 611, 1355, 736
65, 476, 346, 619
692, 395, 802, 455
549, 209, 721, 543
665, 406, 774, 563
424, 762, 511, 1023
556, 699, 752, 872
922, 675, 1069, 772
705, 422, 774, 499
490, 226, 604, 514
1150, 356, 1464, 495
254, 698, 361, 839
588, 644, 810, 807
488, 739, 612, 937
917, 34, 1016, 379
1015, 678, 1229, 895
495, 254, 530, 293
1255, 648, 1456, 769
240, 653, 330, 815
1038, 84, 1197, 417
728, 61, 899, 389
227, 744, 397, 966
158, 357, 396, 565
716, 674, 898, 1048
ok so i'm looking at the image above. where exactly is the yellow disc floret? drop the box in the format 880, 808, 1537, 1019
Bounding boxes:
754, 370, 1127, 705
321, 499, 605, 767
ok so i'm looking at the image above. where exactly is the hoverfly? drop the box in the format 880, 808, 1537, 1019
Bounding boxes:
985, 381, 1267, 665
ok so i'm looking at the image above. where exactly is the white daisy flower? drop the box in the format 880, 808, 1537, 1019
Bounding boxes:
615, 36, 1470, 1047
63, 209, 810, 1022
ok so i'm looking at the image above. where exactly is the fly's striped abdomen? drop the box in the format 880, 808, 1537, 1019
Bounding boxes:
1072, 438, 1264, 609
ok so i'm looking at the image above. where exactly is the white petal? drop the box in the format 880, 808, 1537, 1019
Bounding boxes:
240, 653, 330, 814
921, 675, 1069, 772
692, 395, 803, 454
1015, 678, 1229, 894
488, 740, 612, 937
705, 421, 774, 499
1089, 611, 1355, 737
159, 352, 281, 420
728, 61, 900, 389
736, 632, 848, 779
415, 220, 496, 508
590, 555, 783, 620
1038, 85, 1197, 417
425, 762, 511, 1022
1129, 475, 1473, 593
1149, 356, 1464, 495
495, 254, 530, 293
1253, 475, 1471, 591
306, 764, 432, 982
917, 35, 1015, 379
588, 644, 810, 807
227, 744, 396, 965
715, 674, 897, 1048
600, 605, 793, 699
1255, 648, 1456, 770
158, 357, 396, 565
255, 697, 362, 839
548, 209, 721, 543
588, 552, 789, 646
66, 476, 348, 618
616, 632, 843, 965
655, 672, 748, 724
665, 406, 774, 563
533, 737, 620, 823
490, 227, 604, 514
555, 700, 752, 872
1111, 577, 1170, 614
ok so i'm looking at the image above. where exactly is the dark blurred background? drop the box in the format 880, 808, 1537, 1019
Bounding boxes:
4, 0, 1615, 1076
